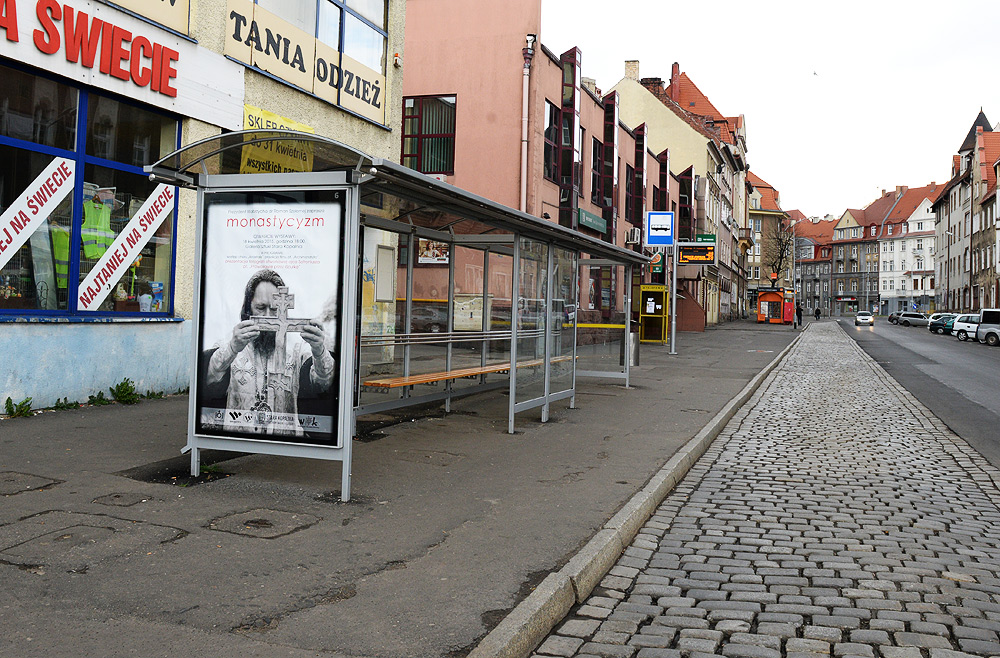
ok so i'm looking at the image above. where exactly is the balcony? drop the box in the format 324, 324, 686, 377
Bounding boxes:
737, 228, 754, 252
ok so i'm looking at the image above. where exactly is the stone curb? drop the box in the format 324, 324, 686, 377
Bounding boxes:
467, 329, 805, 658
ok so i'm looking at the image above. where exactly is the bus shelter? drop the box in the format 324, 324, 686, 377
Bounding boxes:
147, 130, 646, 499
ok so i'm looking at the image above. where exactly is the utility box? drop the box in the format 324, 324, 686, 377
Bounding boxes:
639, 284, 669, 344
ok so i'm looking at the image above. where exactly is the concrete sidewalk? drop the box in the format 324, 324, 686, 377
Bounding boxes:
0, 322, 797, 658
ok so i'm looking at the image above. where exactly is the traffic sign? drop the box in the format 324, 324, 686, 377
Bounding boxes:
645, 211, 674, 246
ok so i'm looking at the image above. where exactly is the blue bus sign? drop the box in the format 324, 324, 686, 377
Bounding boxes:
645, 211, 674, 246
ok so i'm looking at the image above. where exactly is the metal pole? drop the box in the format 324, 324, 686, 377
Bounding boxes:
403, 232, 415, 397
445, 241, 455, 412
624, 263, 632, 388
669, 244, 678, 355
542, 244, 553, 422
481, 248, 490, 376
508, 236, 520, 434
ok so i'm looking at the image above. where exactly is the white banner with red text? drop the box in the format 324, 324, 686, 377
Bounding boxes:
77, 183, 175, 311
0, 157, 75, 269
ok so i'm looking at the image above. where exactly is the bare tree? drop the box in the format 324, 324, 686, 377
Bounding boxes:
762, 217, 794, 284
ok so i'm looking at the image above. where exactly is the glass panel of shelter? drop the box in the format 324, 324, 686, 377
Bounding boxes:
514, 237, 549, 407
576, 258, 628, 374
354, 195, 520, 415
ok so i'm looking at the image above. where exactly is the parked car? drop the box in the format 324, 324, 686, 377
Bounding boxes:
952, 314, 980, 341
976, 308, 1000, 346
887, 312, 901, 324
928, 314, 957, 334
928, 312, 953, 323
409, 306, 449, 333
896, 312, 929, 327
855, 311, 874, 326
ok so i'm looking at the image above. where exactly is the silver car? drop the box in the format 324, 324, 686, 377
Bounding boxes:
854, 311, 874, 326
896, 312, 929, 327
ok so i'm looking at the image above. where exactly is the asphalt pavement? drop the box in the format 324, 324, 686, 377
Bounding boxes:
0, 320, 797, 658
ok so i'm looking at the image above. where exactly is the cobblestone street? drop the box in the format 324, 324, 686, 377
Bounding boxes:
534, 322, 1000, 658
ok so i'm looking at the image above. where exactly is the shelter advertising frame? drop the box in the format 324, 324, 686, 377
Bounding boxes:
185, 172, 359, 500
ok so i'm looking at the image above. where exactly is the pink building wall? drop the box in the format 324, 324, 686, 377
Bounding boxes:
403, 0, 663, 314
403, 0, 542, 209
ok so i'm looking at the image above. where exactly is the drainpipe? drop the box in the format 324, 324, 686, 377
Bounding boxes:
520, 34, 536, 213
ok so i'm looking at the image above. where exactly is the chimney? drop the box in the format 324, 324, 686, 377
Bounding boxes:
625, 60, 639, 81
670, 62, 680, 101
582, 77, 600, 96
953, 155, 961, 177
895, 185, 908, 198
640, 77, 664, 96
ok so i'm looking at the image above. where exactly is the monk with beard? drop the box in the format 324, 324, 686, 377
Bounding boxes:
203, 269, 334, 436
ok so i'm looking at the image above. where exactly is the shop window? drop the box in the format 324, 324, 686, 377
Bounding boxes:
0, 63, 178, 317
79, 164, 173, 313
257, 0, 316, 33
344, 11, 387, 73
0, 145, 74, 311
0, 67, 78, 151
401, 95, 455, 175
86, 95, 177, 167
257, 0, 387, 73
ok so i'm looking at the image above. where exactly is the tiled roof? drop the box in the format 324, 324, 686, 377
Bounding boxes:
861, 192, 899, 227
791, 215, 836, 244
667, 73, 725, 121
748, 171, 781, 212
638, 78, 721, 144
982, 132, 1000, 196
884, 183, 942, 222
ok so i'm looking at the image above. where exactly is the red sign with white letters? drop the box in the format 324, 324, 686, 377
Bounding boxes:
0, 0, 179, 96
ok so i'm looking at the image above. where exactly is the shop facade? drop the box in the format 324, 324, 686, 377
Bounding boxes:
1, 0, 403, 407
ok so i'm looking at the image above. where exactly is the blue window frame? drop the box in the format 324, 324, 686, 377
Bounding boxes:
0, 60, 180, 317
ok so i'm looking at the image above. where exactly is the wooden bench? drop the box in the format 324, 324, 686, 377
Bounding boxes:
361, 355, 572, 392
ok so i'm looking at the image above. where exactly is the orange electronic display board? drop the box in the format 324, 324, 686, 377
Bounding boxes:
677, 245, 715, 263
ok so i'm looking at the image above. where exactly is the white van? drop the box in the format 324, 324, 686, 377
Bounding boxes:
976, 308, 1000, 346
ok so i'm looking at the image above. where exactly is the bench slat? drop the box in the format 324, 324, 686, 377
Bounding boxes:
361, 355, 574, 390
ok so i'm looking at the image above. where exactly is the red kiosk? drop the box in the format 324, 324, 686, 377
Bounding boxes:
757, 275, 795, 324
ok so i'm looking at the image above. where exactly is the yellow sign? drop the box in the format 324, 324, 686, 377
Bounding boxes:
226, 0, 387, 125
241, 106, 315, 173
109, 0, 191, 35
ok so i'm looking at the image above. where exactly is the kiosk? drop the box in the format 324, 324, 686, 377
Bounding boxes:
638, 284, 668, 344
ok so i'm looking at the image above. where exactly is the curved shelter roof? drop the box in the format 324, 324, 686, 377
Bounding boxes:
147, 130, 647, 265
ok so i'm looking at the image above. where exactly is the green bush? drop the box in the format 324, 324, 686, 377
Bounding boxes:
88, 391, 111, 406
4, 396, 33, 418
142, 390, 164, 400
52, 397, 80, 410
109, 378, 141, 405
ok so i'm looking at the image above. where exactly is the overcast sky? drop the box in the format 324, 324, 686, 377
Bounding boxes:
540, 0, 1000, 219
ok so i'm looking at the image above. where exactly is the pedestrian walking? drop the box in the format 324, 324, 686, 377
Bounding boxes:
795, 303, 803, 329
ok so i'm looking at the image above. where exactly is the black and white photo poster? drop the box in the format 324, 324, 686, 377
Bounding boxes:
195, 189, 345, 446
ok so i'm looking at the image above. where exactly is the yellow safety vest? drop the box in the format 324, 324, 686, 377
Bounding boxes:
82, 198, 114, 259
51, 224, 70, 289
